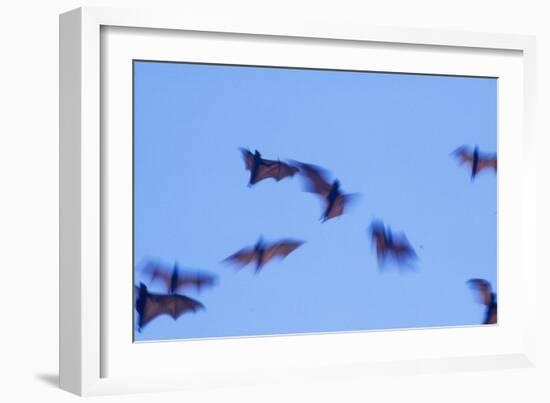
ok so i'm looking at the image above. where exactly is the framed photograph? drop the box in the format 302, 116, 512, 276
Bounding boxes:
60, 6, 537, 396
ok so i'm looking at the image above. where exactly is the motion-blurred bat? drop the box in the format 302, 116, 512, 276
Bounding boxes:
134, 283, 204, 332
292, 161, 357, 222
452, 145, 497, 180
223, 236, 304, 272
369, 220, 417, 268
240, 148, 299, 186
142, 261, 217, 294
467, 278, 497, 325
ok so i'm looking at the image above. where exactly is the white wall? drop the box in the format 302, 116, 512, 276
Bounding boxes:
1, 0, 548, 401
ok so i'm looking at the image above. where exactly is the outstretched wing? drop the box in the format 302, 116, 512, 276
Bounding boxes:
475, 156, 497, 173
240, 148, 255, 171
260, 239, 304, 268
223, 247, 260, 268
242, 149, 298, 184
391, 236, 417, 262
467, 278, 493, 306
274, 161, 300, 180
293, 161, 333, 196
158, 293, 204, 319
176, 272, 217, 292
452, 146, 474, 166
255, 159, 299, 182
142, 261, 173, 291
138, 293, 204, 329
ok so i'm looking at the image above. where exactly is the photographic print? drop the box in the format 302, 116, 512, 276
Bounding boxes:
133, 61, 497, 342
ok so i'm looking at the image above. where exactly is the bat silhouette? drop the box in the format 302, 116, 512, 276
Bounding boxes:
223, 236, 304, 272
369, 220, 417, 268
134, 282, 204, 332
467, 278, 497, 325
142, 261, 217, 294
452, 145, 497, 180
292, 161, 357, 222
240, 148, 299, 186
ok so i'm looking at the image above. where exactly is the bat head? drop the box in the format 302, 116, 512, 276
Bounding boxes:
369, 220, 386, 237
169, 263, 181, 293
135, 282, 149, 332
369, 219, 384, 229
255, 235, 265, 249
138, 282, 148, 294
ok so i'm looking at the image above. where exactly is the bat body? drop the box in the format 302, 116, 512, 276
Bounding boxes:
240, 148, 298, 186
467, 278, 497, 325
369, 220, 417, 268
135, 283, 204, 332
292, 161, 356, 222
223, 237, 304, 272
143, 261, 217, 294
452, 146, 497, 180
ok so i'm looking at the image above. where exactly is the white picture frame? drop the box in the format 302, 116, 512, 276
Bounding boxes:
59, 6, 537, 396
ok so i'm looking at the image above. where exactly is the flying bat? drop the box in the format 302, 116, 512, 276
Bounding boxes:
452, 145, 497, 180
134, 283, 204, 332
467, 278, 497, 325
292, 161, 357, 222
240, 148, 299, 186
369, 220, 417, 268
223, 236, 304, 272
142, 261, 217, 294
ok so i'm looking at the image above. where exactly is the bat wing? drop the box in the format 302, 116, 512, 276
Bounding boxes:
258, 159, 299, 181
475, 156, 497, 173
240, 148, 255, 171
369, 221, 387, 253
391, 237, 417, 262
467, 278, 493, 306
140, 293, 204, 328
142, 262, 173, 291
293, 161, 333, 196
164, 294, 205, 319
325, 197, 345, 220
275, 161, 299, 180
373, 234, 387, 259
260, 240, 304, 268
176, 272, 217, 292
223, 247, 259, 268
324, 193, 359, 221
138, 294, 166, 328
452, 146, 474, 166
253, 159, 298, 183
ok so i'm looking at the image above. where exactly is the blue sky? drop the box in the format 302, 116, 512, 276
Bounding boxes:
133, 61, 497, 341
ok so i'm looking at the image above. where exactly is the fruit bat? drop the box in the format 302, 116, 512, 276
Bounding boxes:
369, 220, 417, 268
240, 148, 299, 186
467, 278, 497, 325
134, 283, 204, 332
452, 145, 497, 180
223, 236, 304, 272
292, 161, 357, 222
142, 261, 217, 294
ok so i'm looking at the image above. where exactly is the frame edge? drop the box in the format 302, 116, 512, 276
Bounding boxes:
59, 7, 83, 396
